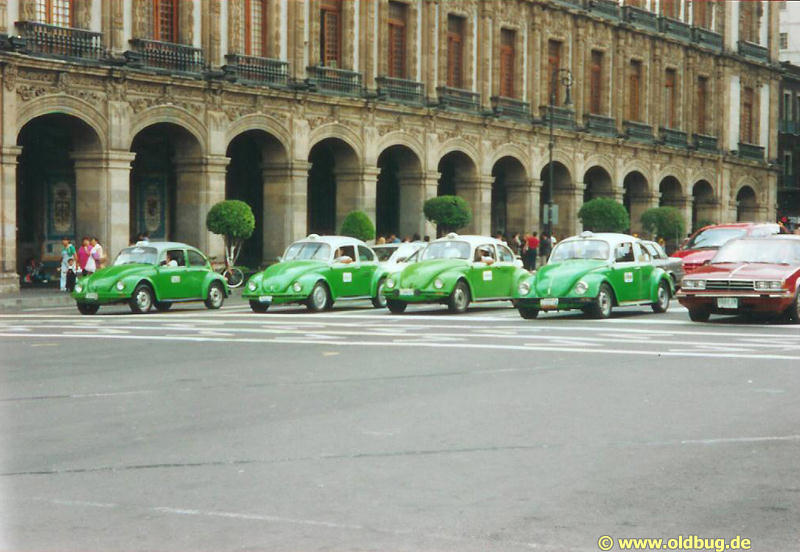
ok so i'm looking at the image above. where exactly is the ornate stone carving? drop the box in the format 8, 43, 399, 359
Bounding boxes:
133, 0, 150, 39
179, 0, 194, 45
3, 63, 17, 91
228, 0, 244, 54
20, 0, 36, 21
106, 74, 127, 102
74, 0, 93, 29
17, 84, 48, 102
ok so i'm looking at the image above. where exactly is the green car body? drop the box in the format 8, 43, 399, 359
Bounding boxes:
514, 232, 674, 319
71, 242, 229, 315
242, 235, 389, 312
383, 234, 531, 314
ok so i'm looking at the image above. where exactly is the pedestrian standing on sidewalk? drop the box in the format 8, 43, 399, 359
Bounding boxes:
525, 232, 540, 271
59, 237, 78, 292
77, 237, 91, 275
539, 233, 552, 266
90, 236, 106, 270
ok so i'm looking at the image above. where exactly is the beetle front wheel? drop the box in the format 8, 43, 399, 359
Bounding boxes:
307, 282, 331, 312
205, 282, 225, 309
447, 281, 470, 314
588, 283, 613, 319
129, 284, 154, 314
651, 281, 670, 313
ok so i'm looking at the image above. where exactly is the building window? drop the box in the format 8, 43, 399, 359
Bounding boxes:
739, 1, 763, 44
320, 0, 342, 67
781, 32, 789, 50
784, 152, 793, 176
692, 1, 713, 30
589, 50, 603, 115
387, 1, 408, 79
34, 0, 73, 26
499, 28, 516, 98
697, 76, 708, 134
628, 60, 642, 121
243, 0, 267, 57
784, 92, 793, 122
140, 0, 179, 42
664, 69, 677, 129
741, 86, 755, 144
447, 15, 465, 89
547, 40, 563, 105
661, 0, 678, 19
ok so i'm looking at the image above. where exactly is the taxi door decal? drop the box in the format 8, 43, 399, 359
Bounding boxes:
171, 275, 181, 284
624, 271, 633, 283
343, 272, 352, 283
483, 270, 492, 281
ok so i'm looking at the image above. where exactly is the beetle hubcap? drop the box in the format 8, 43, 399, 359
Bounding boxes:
313, 286, 326, 308
136, 290, 151, 311
376, 282, 387, 307
658, 285, 668, 307
209, 286, 222, 306
599, 292, 611, 316
454, 288, 467, 309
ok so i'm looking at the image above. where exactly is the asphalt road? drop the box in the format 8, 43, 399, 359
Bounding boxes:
1, 297, 799, 551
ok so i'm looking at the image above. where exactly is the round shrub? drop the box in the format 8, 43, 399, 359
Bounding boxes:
206, 200, 255, 265
340, 210, 376, 242
641, 206, 686, 243
423, 195, 472, 234
578, 198, 630, 233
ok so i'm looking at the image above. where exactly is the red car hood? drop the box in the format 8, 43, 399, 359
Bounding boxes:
671, 249, 718, 272
687, 262, 799, 281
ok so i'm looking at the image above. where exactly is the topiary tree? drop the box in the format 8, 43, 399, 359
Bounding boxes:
578, 198, 630, 233
206, 200, 255, 266
340, 210, 376, 242
423, 195, 472, 234
641, 206, 686, 247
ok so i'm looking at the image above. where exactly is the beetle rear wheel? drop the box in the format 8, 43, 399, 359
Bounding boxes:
447, 281, 470, 314
129, 284, 154, 314
651, 281, 670, 313
307, 282, 331, 312
77, 303, 99, 315
372, 279, 388, 308
387, 299, 407, 314
588, 283, 613, 319
205, 282, 225, 309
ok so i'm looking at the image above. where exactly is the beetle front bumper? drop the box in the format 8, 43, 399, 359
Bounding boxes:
516, 296, 595, 311
71, 289, 130, 305
242, 291, 309, 305
383, 288, 450, 303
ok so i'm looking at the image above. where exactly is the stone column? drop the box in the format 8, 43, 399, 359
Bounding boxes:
334, 167, 380, 232
262, 162, 310, 262
506, 178, 541, 235
629, 192, 660, 235
458, 176, 493, 236
72, 150, 136, 263
174, 155, 229, 258
398, 170, 438, 239
0, 146, 21, 294
554, 184, 584, 238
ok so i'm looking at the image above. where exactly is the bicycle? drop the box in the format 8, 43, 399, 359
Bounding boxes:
215, 259, 245, 288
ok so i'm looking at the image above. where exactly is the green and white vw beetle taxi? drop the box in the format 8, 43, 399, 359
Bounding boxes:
514, 232, 674, 319
382, 233, 531, 314
71, 242, 229, 315
242, 234, 389, 313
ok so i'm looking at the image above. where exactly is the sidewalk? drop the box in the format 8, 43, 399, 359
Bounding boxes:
0, 287, 74, 312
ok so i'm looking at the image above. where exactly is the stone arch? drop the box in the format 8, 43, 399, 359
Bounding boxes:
372, 132, 426, 171
533, 149, 575, 179
224, 113, 292, 153
491, 156, 530, 236
734, 184, 758, 222
307, 123, 364, 166
620, 160, 655, 186
128, 105, 208, 154
658, 175, 685, 205
623, 171, 652, 234
436, 149, 482, 235
307, 137, 363, 234
488, 144, 531, 178
16, 94, 108, 151
583, 165, 615, 202
655, 166, 687, 189
376, 144, 425, 239
579, 155, 615, 182
436, 138, 481, 172
539, 160, 574, 238
691, 180, 717, 231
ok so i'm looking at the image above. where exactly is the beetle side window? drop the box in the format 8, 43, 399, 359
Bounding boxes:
497, 245, 515, 263
164, 250, 187, 267
334, 245, 356, 262
615, 243, 635, 263
187, 250, 207, 267
357, 246, 375, 262
634, 243, 650, 263
474, 245, 497, 263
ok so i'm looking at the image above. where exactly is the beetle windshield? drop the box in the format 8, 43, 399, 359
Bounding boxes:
114, 246, 158, 266
373, 246, 398, 262
283, 242, 331, 261
712, 239, 800, 265
420, 241, 471, 260
550, 240, 610, 262
686, 228, 747, 250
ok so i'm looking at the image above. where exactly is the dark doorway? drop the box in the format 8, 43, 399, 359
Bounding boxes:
491, 167, 508, 235
376, 151, 400, 238
226, 132, 264, 268
307, 142, 337, 235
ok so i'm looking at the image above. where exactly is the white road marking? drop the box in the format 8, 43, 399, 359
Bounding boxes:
679, 434, 800, 446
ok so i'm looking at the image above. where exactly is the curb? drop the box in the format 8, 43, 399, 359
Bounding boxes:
0, 293, 75, 312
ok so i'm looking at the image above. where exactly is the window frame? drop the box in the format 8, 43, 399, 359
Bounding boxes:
741, 86, 755, 144
446, 14, 465, 89
664, 68, 677, 129
499, 28, 516, 99
696, 76, 708, 135
320, 0, 342, 68
244, 0, 268, 57
589, 50, 603, 115
387, 1, 408, 79
34, 0, 73, 27
628, 60, 642, 122
547, 40, 563, 105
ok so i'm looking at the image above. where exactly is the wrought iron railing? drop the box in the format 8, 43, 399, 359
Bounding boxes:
622, 6, 658, 31
584, 113, 617, 137
551, 0, 583, 9
693, 133, 718, 153
624, 120, 655, 143
223, 54, 288, 87
307, 66, 363, 97
738, 40, 769, 62
737, 142, 765, 162
659, 127, 688, 148
692, 27, 723, 51
129, 38, 205, 73
491, 96, 530, 120
780, 120, 800, 135
16, 21, 102, 60
585, 0, 620, 20
376, 76, 425, 106
658, 16, 691, 42
436, 86, 481, 113
540, 105, 576, 130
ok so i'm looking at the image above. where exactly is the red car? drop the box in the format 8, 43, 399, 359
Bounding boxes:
676, 235, 800, 323
671, 223, 785, 274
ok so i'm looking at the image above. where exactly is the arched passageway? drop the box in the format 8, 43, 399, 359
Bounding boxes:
436, 151, 479, 235
16, 114, 102, 276
307, 138, 360, 235
623, 171, 650, 234
540, 161, 573, 238
583, 166, 614, 203
658, 176, 683, 208
130, 123, 202, 245
491, 156, 529, 236
691, 180, 716, 231
376, 145, 423, 240
736, 186, 758, 222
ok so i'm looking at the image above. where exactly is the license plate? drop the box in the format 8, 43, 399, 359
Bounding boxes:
540, 298, 559, 309
85, 292, 98, 300
717, 297, 738, 309
399, 289, 414, 296
258, 295, 272, 303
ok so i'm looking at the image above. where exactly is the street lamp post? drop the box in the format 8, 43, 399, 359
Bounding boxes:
546, 68, 573, 239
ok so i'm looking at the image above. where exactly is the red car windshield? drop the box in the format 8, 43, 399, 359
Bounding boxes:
686, 228, 747, 250
713, 239, 800, 265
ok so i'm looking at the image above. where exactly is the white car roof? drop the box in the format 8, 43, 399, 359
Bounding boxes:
559, 232, 640, 247
432, 234, 511, 248
293, 234, 371, 249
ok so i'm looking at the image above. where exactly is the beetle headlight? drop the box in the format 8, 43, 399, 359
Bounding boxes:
115, 281, 125, 291
385, 278, 395, 289
248, 280, 257, 292
518, 281, 531, 295
292, 281, 302, 293
574, 281, 588, 295
434, 278, 444, 289
74, 283, 83, 293
755, 280, 783, 290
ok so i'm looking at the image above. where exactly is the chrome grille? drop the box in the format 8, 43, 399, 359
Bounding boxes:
704, 280, 754, 291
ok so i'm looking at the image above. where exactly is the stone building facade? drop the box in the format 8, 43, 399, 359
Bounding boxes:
0, 0, 781, 293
